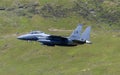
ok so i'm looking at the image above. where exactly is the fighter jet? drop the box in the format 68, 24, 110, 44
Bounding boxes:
17, 24, 92, 46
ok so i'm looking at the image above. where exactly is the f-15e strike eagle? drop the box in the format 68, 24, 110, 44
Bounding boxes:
17, 24, 92, 46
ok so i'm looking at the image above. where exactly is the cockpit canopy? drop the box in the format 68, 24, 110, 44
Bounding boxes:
29, 31, 44, 34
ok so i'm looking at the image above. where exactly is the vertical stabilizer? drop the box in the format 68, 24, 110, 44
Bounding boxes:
80, 26, 91, 41
69, 24, 82, 40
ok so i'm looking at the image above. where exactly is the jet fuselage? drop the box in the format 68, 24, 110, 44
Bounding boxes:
17, 24, 91, 46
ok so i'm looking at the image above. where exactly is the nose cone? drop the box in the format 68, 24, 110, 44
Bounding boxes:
17, 34, 38, 41
17, 35, 28, 40
17, 35, 24, 40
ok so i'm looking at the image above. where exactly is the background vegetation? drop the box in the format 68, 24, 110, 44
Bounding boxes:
0, 0, 120, 75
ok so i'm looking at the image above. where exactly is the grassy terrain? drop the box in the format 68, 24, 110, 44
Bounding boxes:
0, 0, 120, 75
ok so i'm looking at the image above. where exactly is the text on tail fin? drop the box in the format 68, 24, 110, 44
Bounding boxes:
69, 24, 83, 40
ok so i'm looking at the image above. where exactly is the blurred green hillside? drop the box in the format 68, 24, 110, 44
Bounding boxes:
0, 0, 120, 75
0, 0, 120, 31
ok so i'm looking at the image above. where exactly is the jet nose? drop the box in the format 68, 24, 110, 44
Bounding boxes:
17, 35, 26, 40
